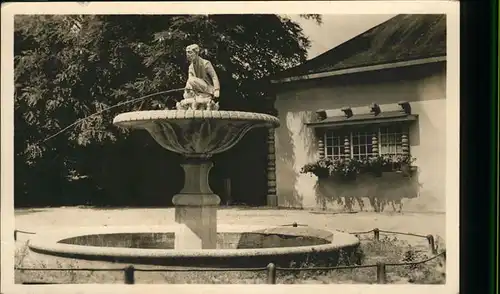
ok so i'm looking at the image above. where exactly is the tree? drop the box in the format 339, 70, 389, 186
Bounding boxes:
14, 14, 321, 207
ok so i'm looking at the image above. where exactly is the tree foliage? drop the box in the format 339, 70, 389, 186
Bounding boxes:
14, 14, 320, 207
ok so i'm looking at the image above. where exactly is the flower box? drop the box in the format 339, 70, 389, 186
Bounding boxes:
300, 155, 417, 180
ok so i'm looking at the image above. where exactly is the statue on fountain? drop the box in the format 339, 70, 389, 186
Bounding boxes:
176, 44, 221, 111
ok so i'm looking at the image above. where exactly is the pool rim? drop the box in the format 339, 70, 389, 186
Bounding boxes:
27, 224, 360, 259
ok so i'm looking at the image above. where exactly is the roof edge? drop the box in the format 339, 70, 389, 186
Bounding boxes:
271, 56, 446, 84
274, 15, 400, 80
305, 114, 419, 129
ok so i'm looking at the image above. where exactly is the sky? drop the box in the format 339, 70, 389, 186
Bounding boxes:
290, 14, 397, 60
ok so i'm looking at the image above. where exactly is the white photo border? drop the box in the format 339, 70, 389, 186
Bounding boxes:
1, 1, 460, 294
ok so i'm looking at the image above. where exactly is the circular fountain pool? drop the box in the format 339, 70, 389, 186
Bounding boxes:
28, 225, 360, 267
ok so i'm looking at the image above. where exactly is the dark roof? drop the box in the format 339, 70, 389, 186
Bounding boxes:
274, 14, 446, 80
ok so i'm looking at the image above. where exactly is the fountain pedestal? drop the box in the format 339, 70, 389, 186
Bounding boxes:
172, 159, 220, 249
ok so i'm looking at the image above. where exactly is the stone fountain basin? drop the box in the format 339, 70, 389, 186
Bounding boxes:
28, 225, 360, 267
113, 110, 280, 157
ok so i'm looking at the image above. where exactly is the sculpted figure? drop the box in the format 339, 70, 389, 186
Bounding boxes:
177, 44, 221, 110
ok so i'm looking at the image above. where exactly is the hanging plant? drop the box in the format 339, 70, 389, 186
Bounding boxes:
300, 157, 361, 181
329, 158, 360, 181
300, 158, 332, 179
392, 154, 417, 171
301, 155, 417, 180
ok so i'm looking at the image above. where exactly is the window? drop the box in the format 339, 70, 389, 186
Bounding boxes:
351, 130, 373, 159
323, 125, 409, 159
324, 132, 344, 159
379, 126, 404, 155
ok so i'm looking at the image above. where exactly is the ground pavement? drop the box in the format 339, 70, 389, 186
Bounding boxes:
14, 207, 446, 244
12, 207, 446, 284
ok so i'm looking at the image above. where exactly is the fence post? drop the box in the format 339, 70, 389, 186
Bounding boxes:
14, 230, 17, 241
426, 234, 436, 254
373, 228, 380, 241
266, 263, 276, 284
124, 265, 135, 284
376, 262, 386, 284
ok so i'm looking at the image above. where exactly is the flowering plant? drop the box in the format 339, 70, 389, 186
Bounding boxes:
300, 157, 361, 180
329, 158, 360, 179
363, 155, 393, 175
391, 154, 417, 175
300, 158, 333, 179
300, 154, 417, 179
392, 154, 416, 166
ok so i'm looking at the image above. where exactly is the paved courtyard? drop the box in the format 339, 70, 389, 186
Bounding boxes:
15, 207, 446, 244
13, 207, 446, 284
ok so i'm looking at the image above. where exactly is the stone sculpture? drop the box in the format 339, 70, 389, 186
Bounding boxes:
177, 44, 221, 111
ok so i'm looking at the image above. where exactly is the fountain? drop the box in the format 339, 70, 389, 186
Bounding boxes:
112, 103, 280, 251
27, 44, 359, 268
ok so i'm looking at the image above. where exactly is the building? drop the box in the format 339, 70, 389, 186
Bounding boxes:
267, 14, 447, 212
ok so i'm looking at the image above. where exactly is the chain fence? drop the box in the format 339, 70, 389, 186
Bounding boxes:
14, 226, 446, 284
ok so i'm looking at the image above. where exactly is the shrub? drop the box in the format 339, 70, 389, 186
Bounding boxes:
300, 155, 417, 179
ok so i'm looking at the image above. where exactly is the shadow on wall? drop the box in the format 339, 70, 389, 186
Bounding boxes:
275, 124, 302, 207
314, 171, 421, 213
278, 111, 319, 208
410, 118, 421, 147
